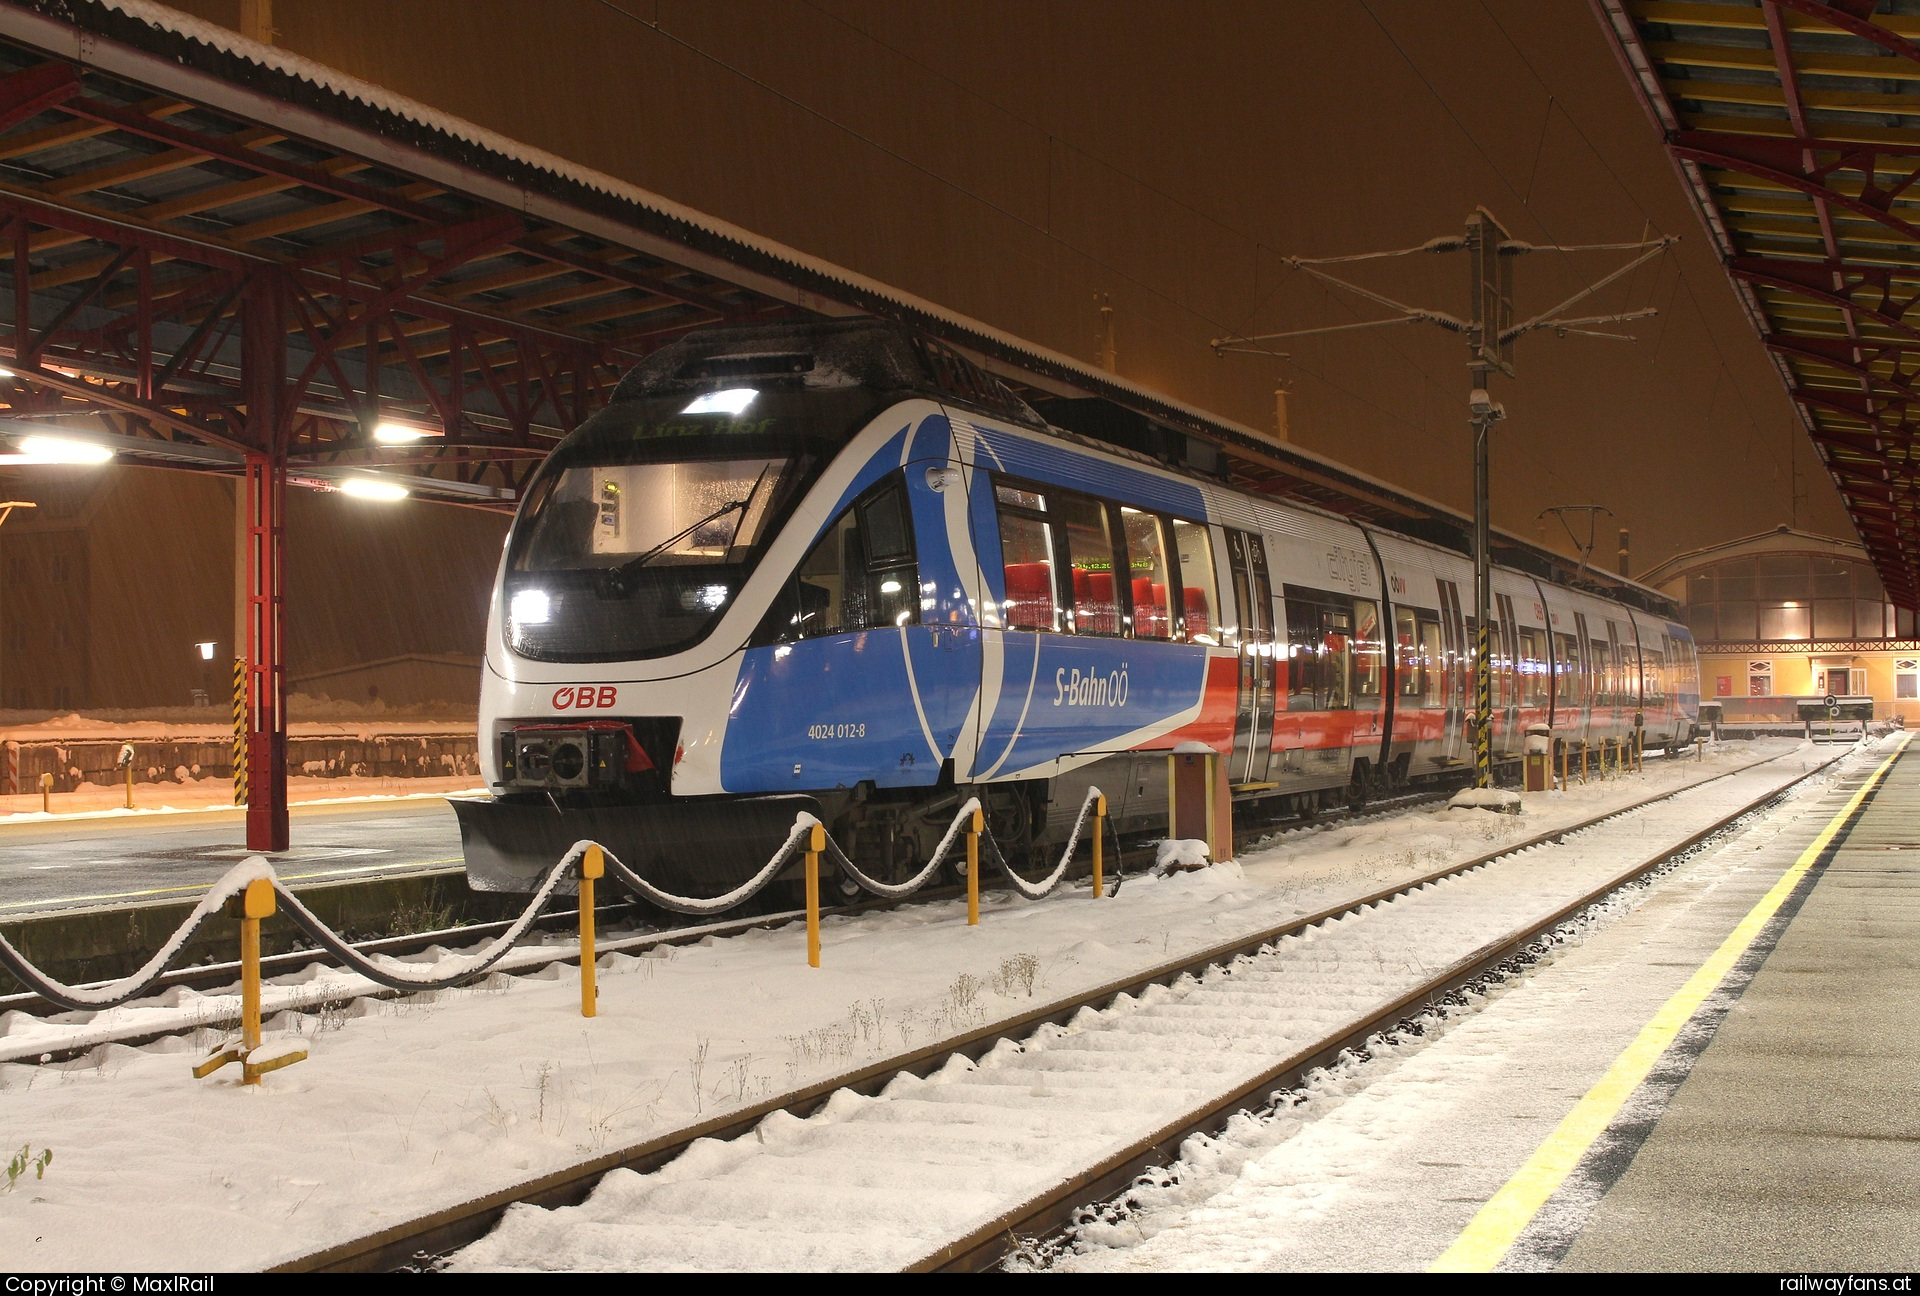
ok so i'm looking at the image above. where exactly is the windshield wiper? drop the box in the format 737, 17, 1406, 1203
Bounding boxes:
599, 497, 749, 595
598, 463, 776, 597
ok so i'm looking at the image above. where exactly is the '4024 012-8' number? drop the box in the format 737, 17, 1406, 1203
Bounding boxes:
807, 722, 866, 740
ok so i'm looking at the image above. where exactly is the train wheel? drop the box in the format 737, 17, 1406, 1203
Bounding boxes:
1345, 759, 1371, 810
985, 787, 1041, 872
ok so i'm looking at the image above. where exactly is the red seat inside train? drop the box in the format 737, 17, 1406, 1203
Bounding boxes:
1001, 564, 1210, 640
1075, 569, 1119, 633
1002, 562, 1053, 630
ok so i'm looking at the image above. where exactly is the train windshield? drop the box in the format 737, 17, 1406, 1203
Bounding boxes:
503, 386, 884, 661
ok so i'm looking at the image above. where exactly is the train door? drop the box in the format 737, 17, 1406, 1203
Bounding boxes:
1604, 619, 1625, 736
1224, 529, 1276, 784
1497, 592, 1520, 752
1573, 612, 1594, 737
1436, 578, 1468, 765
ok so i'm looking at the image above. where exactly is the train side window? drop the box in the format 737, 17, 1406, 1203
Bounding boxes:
1055, 490, 1122, 635
1419, 617, 1444, 706
1518, 628, 1548, 706
859, 485, 917, 627
752, 478, 918, 644
1395, 607, 1424, 698
1170, 519, 1217, 644
1120, 507, 1172, 640
1353, 599, 1383, 698
1555, 633, 1583, 707
1285, 587, 1353, 710
1591, 641, 1612, 707
995, 482, 1060, 632
1326, 604, 1353, 709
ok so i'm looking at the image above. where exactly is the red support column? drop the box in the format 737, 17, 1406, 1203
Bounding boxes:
242, 273, 289, 853
243, 452, 287, 851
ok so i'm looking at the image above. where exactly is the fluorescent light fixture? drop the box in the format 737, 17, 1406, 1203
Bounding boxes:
12, 435, 113, 465
698, 583, 730, 610
339, 478, 410, 501
510, 588, 551, 626
194, 641, 217, 661
372, 421, 432, 444
880, 579, 902, 594
0, 367, 13, 379
682, 388, 757, 416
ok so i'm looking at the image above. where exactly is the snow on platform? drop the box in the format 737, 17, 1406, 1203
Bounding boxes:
1053, 740, 1896, 1272
0, 739, 1851, 1270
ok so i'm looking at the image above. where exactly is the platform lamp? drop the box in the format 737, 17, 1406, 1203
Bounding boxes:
194, 640, 217, 708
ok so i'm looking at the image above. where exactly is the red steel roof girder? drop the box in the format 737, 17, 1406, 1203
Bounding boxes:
1767, 334, 1920, 396
0, 60, 78, 135
1732, 255, 1920, 344
1674, 129, 1920, 246
1771, 0, 1920, 62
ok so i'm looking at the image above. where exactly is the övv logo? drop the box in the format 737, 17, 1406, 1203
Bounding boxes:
551, 685, 618, 710
1054, 664, 1129, 707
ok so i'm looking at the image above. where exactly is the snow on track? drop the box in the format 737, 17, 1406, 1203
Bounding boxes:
451, 748, 1853, 1272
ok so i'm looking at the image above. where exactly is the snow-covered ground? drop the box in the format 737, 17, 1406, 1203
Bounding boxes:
1049, 741, 1888, 1272
0, 740, 1846, 1269
0, 775, 484, 822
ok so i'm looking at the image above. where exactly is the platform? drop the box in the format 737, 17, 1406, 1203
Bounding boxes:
1550, 742, 1920, 1270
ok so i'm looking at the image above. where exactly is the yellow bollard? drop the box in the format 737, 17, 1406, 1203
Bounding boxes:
805, 822, 824, 968
239, 879, 266, 1069
1091, 793, 1106, 899
1580, 743, 1589, 784
193, 876, 305, 1084
580, 843, 603, 1017
966, 804, 982, 926
125, 762, 134, 811
39, 771, 50, 814
1558, 740, 1568, 791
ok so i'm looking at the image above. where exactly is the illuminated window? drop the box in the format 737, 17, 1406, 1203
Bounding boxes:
994, 483, 1059, 633
1170, 519, 1217, 645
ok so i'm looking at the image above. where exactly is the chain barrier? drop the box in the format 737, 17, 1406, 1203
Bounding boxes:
0, 785, 1118, 1016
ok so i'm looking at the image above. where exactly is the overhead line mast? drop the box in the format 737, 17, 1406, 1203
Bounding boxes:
1213, 211, 1674, 789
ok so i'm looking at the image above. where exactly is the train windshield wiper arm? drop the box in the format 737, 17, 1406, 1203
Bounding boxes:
606, 497, 750, 586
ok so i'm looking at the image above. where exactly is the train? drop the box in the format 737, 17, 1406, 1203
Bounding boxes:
455, 319, 1700, 895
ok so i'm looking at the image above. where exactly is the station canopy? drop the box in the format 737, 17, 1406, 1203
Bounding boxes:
0, 0, 1666, 609
1597, 0, 1920, 610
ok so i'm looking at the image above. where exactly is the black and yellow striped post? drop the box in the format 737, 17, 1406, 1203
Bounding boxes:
232, 657, 248, 806
1473, 618, 1492, 788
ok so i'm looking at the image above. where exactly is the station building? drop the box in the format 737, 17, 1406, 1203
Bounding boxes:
1640, 526, 1919, 723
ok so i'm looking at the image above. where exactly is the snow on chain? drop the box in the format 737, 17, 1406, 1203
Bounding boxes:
0, 786, 1107, 1015
450, 757, 1823, 1273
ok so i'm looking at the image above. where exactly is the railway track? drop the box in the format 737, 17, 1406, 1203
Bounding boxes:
268, 742, 1848, 1273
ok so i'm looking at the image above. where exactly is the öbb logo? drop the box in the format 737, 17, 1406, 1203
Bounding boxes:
552, 685, 618, 710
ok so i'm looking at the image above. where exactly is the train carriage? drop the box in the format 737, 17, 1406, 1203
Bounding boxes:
458, 320, 1699, 894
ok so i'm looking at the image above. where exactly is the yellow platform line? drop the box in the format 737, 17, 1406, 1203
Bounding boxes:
1429, 733, 1910, 1273
0, 857, 464, 913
